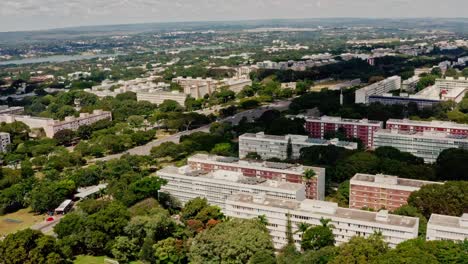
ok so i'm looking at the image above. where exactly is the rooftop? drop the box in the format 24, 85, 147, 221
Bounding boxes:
306, 115, 383, 125
159, 165, 305, 192
228, 193, 418, 228
387, 119, 468, 129
188, 153, 319, 174
375, 129, 468, 140
351, 173, 441, 188
429, 214, 468, 229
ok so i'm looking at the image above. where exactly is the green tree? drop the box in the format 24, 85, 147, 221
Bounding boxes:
159, 100, 184, 112
29, 180, 76, 213
330, 233, 389, 264
246, 152, 262, 160
297, 246, 337, 264
248, 249, 277, 264
301, 218, 335, 251
392, 205, 427, 237
153, 237, 187, 264
111, 236, 138, 263
189, 218, 274, 264
210, 143, 233, 156
53, 129, 75, 146
436, 148, 468, 181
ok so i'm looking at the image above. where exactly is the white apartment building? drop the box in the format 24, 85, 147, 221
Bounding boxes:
373, 129, 468, 163
136, 90, 187, 106
157, 166, 306, 209
355, 76, 402, 104
435, 77, 468, 103
0, 132, 11, 153
427, 214, 468, 242
402, 76, 420, 92
0, 110, 112, 138
239, 132, 358, 160
187, 154, 326, 200
172, 76, 252, 98
225, 193, 419, 250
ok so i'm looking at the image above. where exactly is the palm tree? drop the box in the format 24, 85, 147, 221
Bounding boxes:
295, 222, 312, 235
257, 215, 268, 226
319, 218, 335, 229
303, 169, 316, 197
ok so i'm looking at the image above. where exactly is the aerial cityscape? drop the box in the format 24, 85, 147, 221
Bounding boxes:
0, 1, 467, 264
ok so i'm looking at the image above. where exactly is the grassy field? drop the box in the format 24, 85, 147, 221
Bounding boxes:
74, 255, 143, 264
0, 208, 44, 236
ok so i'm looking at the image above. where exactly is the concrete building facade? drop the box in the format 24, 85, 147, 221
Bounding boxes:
426, 214, 468, 242
239, 132, 358, 160
187, 154, 325, 200
225, 193, 419, 249
157, 166, 305, 209
0, 110, 112, 138
305, 116, 383, 148
136, 90, 187, 106
0, 132, 11, 153
373, 129, 468, 163
386, 119, 468, 136
349, 173, 441, 211
355, 76, 402, 104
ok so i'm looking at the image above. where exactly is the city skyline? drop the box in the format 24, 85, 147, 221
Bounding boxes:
1, 0, 468, 32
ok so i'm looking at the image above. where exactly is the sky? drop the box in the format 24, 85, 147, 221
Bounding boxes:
0, 0, 467, 32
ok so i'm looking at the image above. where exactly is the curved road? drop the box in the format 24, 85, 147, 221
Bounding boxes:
91, 100, 291, 162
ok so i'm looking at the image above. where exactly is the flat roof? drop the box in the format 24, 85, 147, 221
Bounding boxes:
189, 154, 320, 174
228, 193, 418, 228
375, 129, 468, 140
306, 115, 383, 125
159, 166, 304, 192
351, 173, 441, 188
387, 118, 468, 130
55, 199, 73, 211
75, 183, 108, 199
429, 214, 468, 229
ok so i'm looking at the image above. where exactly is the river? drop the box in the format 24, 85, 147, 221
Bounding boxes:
0, 54, 122, 66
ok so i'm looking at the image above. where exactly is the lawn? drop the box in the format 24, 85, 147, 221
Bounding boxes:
74, 256, 143, 264
0, 208, 45, 236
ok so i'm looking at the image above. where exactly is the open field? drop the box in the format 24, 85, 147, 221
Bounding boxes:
74, 255, 143, 264
0, 208, 45, 236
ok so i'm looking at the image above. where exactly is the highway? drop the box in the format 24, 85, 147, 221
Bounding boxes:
90, 100, 291, 162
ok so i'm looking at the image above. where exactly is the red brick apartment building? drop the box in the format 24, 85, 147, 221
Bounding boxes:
350, 173, 442, 211
305, 116, 383, 148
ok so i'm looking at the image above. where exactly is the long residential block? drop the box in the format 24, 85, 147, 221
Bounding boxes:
426, 214, 468, 242
225, 193, 419, 249
157, 165, 305, 209
350, 173, 442, 211
386, 118, 468, 136
0, 110, 112, 138
355, 76, 401, 104
187, 154, 325, 200
373, 129, 468, 163
239, 132, 358, 160
305, 116, 383, 148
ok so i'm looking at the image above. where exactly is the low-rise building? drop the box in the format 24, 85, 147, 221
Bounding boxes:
426, 214, 468, 242
355, 76, 401, 104
305, 116, 383, 148
239, 132, 358, 160
386, 118, 468, 136
373, 129, 468, 163
158, 166, 306, 209
0, 106, 24, 115
187, 154, 325, 200
349, 173, 441, 211
0, 132, 10, 153
136, 90, 187, 106
0, 110, 112, 138
225, 193, 419, 249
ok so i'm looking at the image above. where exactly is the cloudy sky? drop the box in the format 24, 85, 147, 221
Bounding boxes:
1, 0, 467, 32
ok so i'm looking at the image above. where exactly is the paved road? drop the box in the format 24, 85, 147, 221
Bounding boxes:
90, 100, 291, 162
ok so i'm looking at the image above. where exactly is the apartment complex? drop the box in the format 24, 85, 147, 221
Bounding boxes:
305, 116, 383, 148
368, 94, 441, 109
187, 154, 325, 200
136, 90, 187, 106
172, 76, 252, 99
435, 77, 468, 103
239, 132, 358, 160
355, 76, 402, 104
373, 129, 468, 163
157, 166, 305, 209
387, 118, 468, 136
0, 110, 112, 138
0, 132, 11, 153
426, 214, 468, 242
225, 193, 419, 249
349, 173, 441, 211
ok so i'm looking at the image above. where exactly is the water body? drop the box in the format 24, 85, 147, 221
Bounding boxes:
0, 54, 122, 66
